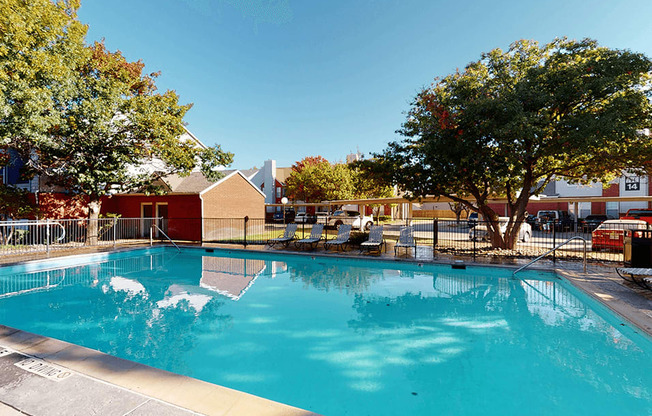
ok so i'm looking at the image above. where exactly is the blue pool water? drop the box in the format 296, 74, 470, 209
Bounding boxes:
0, 247, 651, 415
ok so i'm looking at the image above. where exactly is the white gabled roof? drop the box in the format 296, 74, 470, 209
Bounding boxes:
181, 126, 207, 150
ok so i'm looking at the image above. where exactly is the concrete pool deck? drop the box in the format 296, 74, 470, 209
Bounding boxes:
0, 324, 317, 416
0, 242, 651, 415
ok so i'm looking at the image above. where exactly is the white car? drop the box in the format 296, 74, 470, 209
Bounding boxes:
327, 210, 374, 230
294, 212, 310, 223
314, 212, 329, 225
469, 217, 532, 242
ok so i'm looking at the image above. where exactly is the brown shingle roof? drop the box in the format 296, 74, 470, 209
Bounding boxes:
160, 172, 215, 193
275, 167, 293, 184
160, 170, 238, 193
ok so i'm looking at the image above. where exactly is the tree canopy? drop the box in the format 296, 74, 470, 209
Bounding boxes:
285, 156, 394, 204
371, 38, 652, 248
0, 184, 38, 221
0, 0, 233, 241
0, 0, 86, 147
285, 156, 354, 202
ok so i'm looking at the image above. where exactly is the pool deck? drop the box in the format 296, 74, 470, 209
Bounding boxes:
0, 242, 651, 415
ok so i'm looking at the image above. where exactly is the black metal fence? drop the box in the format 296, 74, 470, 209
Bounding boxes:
2, 216, 642, 264
199, 217, 640, 263
409, 218, 631, 263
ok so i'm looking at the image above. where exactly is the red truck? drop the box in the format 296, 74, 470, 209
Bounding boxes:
621, 209, 652, 224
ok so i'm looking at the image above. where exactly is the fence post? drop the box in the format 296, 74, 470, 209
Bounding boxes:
46, 218, 50, 254
473, 224, 476, 261
432, 219, 438, 255
243, 216, 249, 247
150, 224, 153, 246
552, 224, 556, 263
113, 217, 117, 248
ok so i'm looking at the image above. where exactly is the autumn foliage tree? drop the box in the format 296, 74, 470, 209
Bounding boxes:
285, 156, 355, 202
285, 155, 394, 217
371, 38, 652, 248
0, 0, 232, 244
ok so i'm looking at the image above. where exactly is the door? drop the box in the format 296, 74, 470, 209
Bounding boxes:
141, 203, 153, 238
156, 203, 168, 236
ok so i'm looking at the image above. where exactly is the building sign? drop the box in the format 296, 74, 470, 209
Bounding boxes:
625, 176, 640, 191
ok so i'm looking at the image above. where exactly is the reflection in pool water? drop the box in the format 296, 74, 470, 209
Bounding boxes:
0, 248, 650, 416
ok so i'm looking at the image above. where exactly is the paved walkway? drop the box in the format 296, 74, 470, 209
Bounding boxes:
0, 324, 315, 416
0, 346, 198, 416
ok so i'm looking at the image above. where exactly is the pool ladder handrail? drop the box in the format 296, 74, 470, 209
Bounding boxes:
513, 236, 587, 276
152, 224, 180, 251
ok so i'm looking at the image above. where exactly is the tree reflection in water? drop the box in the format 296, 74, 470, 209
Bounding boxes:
345, 273, 650, 407
287, 260, 415, 294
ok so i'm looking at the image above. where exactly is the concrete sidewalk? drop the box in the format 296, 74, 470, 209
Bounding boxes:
0, 347, 199, 416
0, 325, 316, 416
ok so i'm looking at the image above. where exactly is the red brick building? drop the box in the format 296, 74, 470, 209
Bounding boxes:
102, 170, 265, 241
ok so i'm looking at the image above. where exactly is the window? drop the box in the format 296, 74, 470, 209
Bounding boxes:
276, 187, 282, 198
606, 202, 619, 219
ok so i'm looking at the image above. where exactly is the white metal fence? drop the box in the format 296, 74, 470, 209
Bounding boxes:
0, 217, 160, 257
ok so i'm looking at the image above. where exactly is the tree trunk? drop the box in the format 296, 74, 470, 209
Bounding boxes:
478, 206, 513, 250
503, 224, 520, 250
87, 198, 101, 245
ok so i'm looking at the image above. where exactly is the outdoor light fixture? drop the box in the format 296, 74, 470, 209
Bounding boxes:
281, 197, 289, 224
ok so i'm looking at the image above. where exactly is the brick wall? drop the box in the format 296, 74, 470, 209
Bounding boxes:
201, 173, 265, 219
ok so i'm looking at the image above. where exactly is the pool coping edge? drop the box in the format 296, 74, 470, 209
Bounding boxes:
0, 324, 317, 416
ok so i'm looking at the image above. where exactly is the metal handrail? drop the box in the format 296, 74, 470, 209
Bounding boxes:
153, 224, 180, 251
0, 220, 66, 242
513, 236, 587, 276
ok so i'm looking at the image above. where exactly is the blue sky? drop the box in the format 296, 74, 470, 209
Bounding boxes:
78, 0, 652, 170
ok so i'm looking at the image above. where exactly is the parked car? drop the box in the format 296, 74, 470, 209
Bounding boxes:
591, 219, 648, 251
327, 210, 374, 230
285, 208, 296, 222
525, 214, 538, 229
314, 212, 329, 225
468, 217, 532, 242
294, 212, 311, 224
467, 212, 479, 228
579, 214, 614, 232
622, 209, 652, 224
536, 210, 574, 231
273, 208, 296, 223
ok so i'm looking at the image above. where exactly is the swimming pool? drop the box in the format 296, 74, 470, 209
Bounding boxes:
0, 247, 650, 415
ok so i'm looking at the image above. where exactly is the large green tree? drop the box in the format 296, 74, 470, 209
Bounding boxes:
373, 38, 652, 248
1, 0, 233, 243
0, 0, 87, 146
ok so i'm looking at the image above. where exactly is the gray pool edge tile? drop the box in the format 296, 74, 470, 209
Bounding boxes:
556, 268, 652, 337
124, 399, 201, 416
0, 402, 25, 415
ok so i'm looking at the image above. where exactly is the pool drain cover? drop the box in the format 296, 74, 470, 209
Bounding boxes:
15, 358, 74, 382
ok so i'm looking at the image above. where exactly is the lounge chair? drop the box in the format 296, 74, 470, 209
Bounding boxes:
266, 223, 298, 248
294, 224, 324, 250
394, 226, 416, 256
616, 267, 652, 290
360, 225, 384, 254
324, 224, 352, 251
